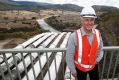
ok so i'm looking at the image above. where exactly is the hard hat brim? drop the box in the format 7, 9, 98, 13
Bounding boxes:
81, 16, 97, 18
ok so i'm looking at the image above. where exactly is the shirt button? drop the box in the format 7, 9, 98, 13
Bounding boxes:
88, 55, 90, 57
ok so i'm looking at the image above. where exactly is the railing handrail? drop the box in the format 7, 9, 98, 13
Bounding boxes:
0, 46, 119, 53
103, 46, 119, 50
0, 48, 66, 53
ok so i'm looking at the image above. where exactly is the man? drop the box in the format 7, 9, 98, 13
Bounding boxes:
66, 6, 103, 80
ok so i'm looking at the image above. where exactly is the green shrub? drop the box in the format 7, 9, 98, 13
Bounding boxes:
0, 27, 47, 40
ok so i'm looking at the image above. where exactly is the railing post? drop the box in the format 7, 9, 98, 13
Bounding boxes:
61, 52, 64, 79
101, 52, 107, 80
0, 63, 6, 80
118, 73, 119, 80
112, 52, 119, 80
29, 52, 37, 80
106, 51, 114, 79
37, 52, 44, 80
2, 53, 13, 80
12, 53, 22, 80
46, 52, 51, 80
21, 53, 29, 80
54, 52, 58, 80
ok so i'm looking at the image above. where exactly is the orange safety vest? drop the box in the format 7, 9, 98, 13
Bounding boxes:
74, 29, 100, 72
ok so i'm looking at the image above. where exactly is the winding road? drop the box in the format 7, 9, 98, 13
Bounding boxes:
37, 19, 60, 33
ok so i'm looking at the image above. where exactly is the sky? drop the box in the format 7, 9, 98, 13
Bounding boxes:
13, 0, 119, 8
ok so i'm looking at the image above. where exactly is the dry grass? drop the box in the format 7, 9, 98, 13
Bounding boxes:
0, 10, 39, 20
0, 9, 81, 48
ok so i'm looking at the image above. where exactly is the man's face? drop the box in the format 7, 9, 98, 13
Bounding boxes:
81, 17, 95, 31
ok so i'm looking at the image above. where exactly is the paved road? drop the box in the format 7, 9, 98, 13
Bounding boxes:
37, 19, 60, 33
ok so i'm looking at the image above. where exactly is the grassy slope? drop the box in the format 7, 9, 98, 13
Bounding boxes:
98, 11, 119, 46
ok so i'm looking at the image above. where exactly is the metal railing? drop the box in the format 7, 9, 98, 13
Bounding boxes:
0, 46, 119, 80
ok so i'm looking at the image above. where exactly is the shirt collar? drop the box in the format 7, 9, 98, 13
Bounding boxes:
81, 27, 94, 36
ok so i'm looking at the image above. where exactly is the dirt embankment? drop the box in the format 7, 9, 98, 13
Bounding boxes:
0, 38, 26, 49
0, 10, 40, 49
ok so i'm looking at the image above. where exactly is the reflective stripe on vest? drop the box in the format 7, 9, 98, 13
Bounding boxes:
95, 29, 100, 46
75, 29, 100, 70
77, 29, 82, 63
75, 61, 93, 68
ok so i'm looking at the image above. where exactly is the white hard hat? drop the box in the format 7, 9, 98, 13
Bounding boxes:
80, 6, 97, 18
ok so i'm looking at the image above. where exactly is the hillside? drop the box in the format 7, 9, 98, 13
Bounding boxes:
0, 0, 119, 12
98, 11, 119, 46
46, 6, 119, 46
0, 2, 23, 10
0, 0, 18, 5
0, 0, 83, 11
93, 5, 119, 12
